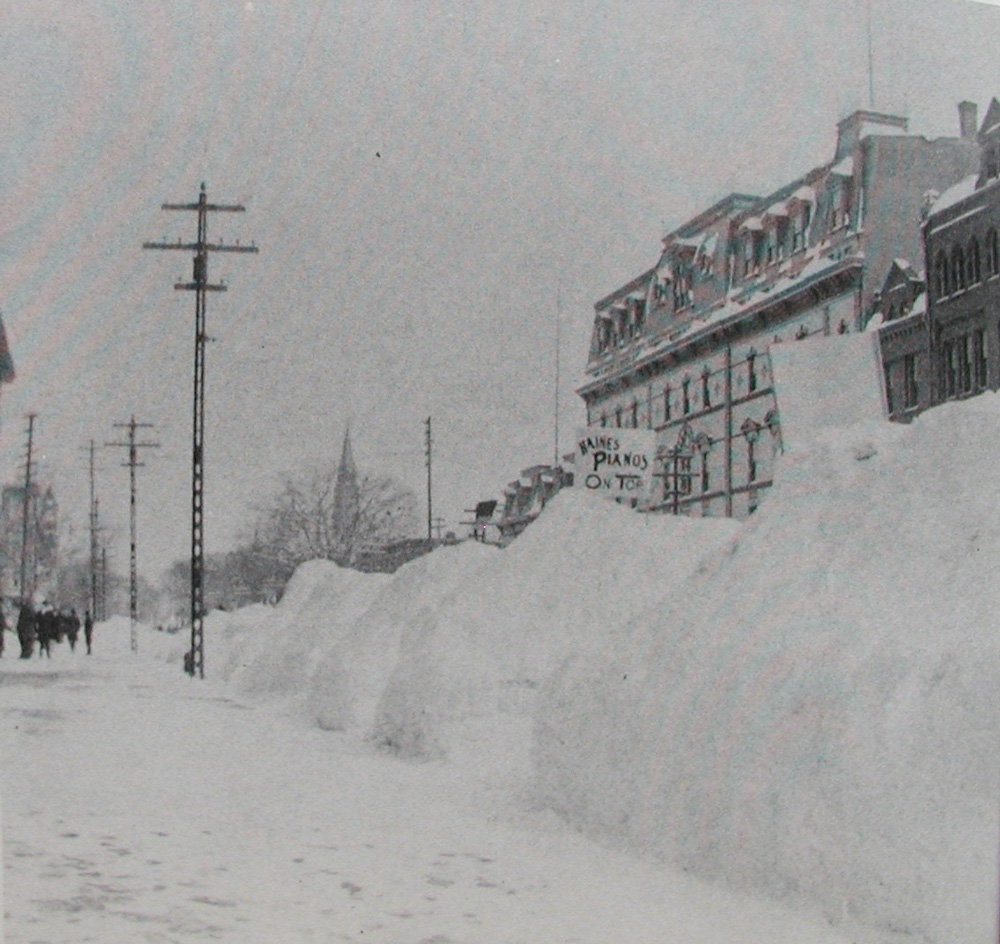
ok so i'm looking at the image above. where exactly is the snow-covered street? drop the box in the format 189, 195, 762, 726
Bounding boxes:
1, 630, 859, 944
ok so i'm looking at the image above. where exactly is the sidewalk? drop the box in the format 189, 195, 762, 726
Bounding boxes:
0, 642, 861, 944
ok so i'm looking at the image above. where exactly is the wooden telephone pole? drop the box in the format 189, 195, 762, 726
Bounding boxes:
143, 184, 257, 678
106, 416, 158, 653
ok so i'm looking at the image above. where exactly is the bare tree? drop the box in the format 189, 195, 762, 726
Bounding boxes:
251, 467, 418, 574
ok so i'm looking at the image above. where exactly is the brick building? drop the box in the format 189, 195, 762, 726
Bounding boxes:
579, 107, 978, 517
921, 98, 1000, 407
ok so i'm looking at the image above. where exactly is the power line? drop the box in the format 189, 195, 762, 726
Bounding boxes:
143, 184, 258, 679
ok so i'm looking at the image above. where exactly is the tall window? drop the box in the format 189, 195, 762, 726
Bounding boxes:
663, 385, 671, 423
941, 341, 957, 398
747, 349, 758, 392
630, 400, 639, 428
988, 230, 999, 277
936, 250, 950, 298
742, 419, 762, 483
968, 238, 981, 285
958, 334, 972, 393
682, 378, 691, 415
615, 406, 623, 428
952, 245, 966, 292
974, 327, 988, 389
701, 369, 711, 409
903, 353, 918, 409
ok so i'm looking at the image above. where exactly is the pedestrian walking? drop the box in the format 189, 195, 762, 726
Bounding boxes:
36, 601, 55, 659
66, 608, 80, 653
84, 609, 93, 655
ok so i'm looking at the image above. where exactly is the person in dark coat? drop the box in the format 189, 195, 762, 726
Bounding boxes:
36, 602, 55, 659
66, 608, 80, 652
17, 601, 35, 659
84, 609, 94, 655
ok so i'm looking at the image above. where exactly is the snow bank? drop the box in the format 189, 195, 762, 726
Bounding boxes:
371, 489, 740, 760
308, 540, 498, 737
228, 560, 390, 706
533, 395, 1000, 944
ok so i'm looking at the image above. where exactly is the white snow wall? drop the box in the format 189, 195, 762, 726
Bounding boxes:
769, 332, 887, 444
533, 397, 1000, 944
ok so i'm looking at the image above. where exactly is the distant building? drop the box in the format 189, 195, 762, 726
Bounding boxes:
921, 98, 1000, 407
579, 106, 978, 518
494, 464, 570, 543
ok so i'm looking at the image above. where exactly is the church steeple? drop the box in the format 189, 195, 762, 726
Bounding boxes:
332, 427, 360, 563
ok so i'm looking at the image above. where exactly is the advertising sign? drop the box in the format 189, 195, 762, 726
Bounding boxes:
572, 427, 657, 503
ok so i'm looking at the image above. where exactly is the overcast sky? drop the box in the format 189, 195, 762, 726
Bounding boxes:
2, 0, 1000, 584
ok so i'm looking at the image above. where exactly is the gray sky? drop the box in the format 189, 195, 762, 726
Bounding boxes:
2, 0, 1000, 583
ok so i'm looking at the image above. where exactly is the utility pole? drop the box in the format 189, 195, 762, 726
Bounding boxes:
87, 441, 100, 625
99, 545, 107, 621
18, 414, 36, 603
106, 416, 158, 653
143, 184, 257, 679
424, 416, 433, 542
554, 290, 562, 467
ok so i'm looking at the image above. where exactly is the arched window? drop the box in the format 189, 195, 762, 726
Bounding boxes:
936, 250, 950, 298
988, 230, 999, 277
952, 245, 966, 291
968, 237, 981, 285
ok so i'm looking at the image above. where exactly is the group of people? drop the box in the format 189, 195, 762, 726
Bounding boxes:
0, 600, 94, 660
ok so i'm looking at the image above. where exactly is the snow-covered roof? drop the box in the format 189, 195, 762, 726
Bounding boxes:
583, 248, 862, 388
740, 216, 764, 231
928, 174, 979, 217
829, 155, 854, 177
789, 184, 816, 204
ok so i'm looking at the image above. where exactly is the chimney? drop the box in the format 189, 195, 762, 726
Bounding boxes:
959, 100, 978, 140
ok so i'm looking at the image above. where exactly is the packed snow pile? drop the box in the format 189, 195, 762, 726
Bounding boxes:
307, 539, 499, 736
227, 559, 392, 706
533, 395, 1000, 944
369, 489, 740, 759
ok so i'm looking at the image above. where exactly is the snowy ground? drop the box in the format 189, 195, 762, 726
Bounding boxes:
6, 389, 1000, 944
0, 625, 862, 944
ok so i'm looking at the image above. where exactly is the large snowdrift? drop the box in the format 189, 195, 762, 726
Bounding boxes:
227, 559, 391, 707
533, 396, 1000, 944
208, 392, 1000, 944
369, 489, 740, 759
